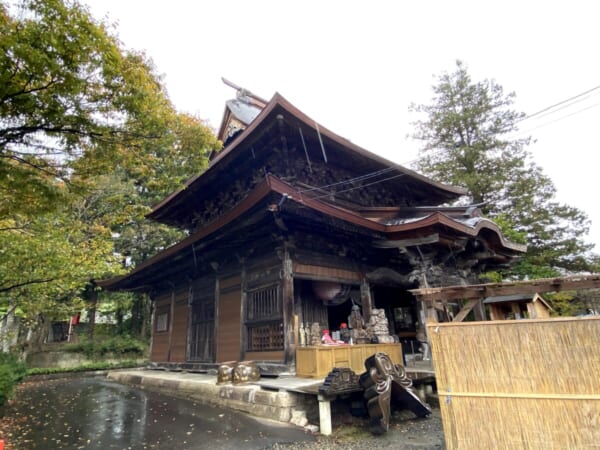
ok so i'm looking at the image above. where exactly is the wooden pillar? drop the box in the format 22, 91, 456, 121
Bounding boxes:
360, 278, 373, 321
282, 250, 296, 366
473, 299, 486, 321
186, 281, 193, 361
489, 304, 503, 321
424, 300, 438, 323
240, 262, 247, 361
87, 287, 98, 341
213, 272, 220, 363
167, 289, 175, 361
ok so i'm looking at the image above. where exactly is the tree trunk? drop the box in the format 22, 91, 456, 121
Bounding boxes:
87, 289, 98, 341
0, 305, 20, 353
141, 296, 152, 340
130, 294, 143, 337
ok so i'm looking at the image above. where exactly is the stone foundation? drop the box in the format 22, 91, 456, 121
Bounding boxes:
108, 370, 315, 426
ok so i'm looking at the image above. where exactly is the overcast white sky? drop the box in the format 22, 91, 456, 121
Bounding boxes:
85, 0, 600, 251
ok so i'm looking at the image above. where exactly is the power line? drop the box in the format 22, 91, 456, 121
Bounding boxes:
510, 101, 600, 138
309, 173, 407, 201
297, 166, 396, 194
522, 92, 600, 123
520, 84, 600, 122
299, 84, 600, 201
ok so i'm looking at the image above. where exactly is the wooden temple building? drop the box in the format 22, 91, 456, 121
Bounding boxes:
100, 84, 525, 375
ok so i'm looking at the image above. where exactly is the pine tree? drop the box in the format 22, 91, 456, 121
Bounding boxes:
410, 60, 595, 278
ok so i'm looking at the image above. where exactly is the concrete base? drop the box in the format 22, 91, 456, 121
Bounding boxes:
108, 370, 316, 428
317, 394, 332, 436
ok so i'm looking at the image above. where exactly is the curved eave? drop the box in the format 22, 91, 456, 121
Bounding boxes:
101, 175, 522, 292
284, 180, 525, 254
148, 92, 466, 222
386, 214, 527, 253
99, 177, 276, 291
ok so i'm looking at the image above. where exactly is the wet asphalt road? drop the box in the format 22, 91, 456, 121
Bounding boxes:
0, 378, 317, 450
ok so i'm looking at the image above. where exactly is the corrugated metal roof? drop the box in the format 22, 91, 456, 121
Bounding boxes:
483, 294, 535, 304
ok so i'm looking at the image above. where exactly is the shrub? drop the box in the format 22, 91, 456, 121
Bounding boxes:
0, 352, 27, 406
62, 335, 147, 358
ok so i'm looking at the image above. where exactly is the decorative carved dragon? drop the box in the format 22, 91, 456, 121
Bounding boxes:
319, 368, 363, 398
321, 352, 431, 435
360, 352, 431, 434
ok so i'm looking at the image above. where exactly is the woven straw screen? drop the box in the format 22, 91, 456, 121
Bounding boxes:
428, 316, 600, 449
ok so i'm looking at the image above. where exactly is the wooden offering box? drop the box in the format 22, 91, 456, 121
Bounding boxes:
296, 343, 403, 378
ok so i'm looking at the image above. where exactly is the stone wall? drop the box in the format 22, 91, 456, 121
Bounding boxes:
26, 350, 146, 369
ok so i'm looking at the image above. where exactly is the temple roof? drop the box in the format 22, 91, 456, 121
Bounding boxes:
148, 92, 467, 228
99, 174, 525, 292
99, 85, 526, 293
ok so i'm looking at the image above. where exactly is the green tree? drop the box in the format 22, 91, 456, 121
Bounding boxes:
1, 0, 123, 216
1, 0, 219, 216
0, 205, 121, 350
411, 60, 594, 278
0, 0, 220, 342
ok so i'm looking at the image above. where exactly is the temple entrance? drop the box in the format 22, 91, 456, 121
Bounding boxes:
295, 279, 359, 340
372, 286, 419, 355
326, 300, 353, 332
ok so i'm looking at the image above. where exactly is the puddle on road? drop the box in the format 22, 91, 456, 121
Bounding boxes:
1, 377, 316, 449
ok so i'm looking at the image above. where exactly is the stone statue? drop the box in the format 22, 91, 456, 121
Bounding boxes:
349, 305, 369, 343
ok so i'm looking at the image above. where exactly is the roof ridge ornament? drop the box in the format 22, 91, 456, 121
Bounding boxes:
221, 77, 268, 107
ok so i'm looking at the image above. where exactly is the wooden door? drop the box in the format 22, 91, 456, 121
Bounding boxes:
189, 300, 215, 362
216, 277, 242, 362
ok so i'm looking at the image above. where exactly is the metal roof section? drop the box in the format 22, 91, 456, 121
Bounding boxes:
226, 97, 263, 126
484, 294, 538, 304
483, 293, 553, 310
215, 78, 268, 147
380, 209, 483, 227
381, 216, 425, 226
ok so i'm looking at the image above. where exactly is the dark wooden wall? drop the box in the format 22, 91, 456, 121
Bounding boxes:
147, 248, 381, 369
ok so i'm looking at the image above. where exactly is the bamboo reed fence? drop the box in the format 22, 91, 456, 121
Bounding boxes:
428, 316, 600, 449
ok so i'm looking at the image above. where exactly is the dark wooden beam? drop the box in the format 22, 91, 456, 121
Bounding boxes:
410, 275, 600, 303
361, 278, 373, 321
452, 299, 480, 322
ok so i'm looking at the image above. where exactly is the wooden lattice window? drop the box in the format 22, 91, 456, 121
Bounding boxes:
246, 285, 283, 351
155, 306, 170, 333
